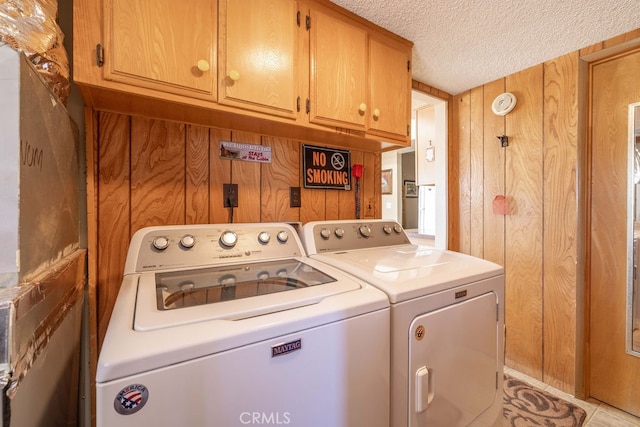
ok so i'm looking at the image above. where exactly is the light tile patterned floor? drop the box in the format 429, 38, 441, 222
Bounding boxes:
505, 367, 640, 426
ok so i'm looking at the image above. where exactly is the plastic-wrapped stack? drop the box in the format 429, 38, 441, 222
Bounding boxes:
0, 0, 69, 104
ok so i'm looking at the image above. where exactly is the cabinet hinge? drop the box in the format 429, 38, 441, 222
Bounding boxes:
407, 60, 411, 72
96, 43, 104, 67
296, 11, 300, 27
297, 96, 300, 112
306, 15, 310, 30
306, 99, 310, 114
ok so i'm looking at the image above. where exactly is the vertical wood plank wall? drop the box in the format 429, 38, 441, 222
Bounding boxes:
505, 65, 545, 379
92, 112, 380, 348
543, 52, 579, 392
451, 56, 578, 391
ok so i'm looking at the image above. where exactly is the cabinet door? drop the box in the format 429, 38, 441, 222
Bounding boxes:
309, 7, 367, 131
369, 37, 411, 141
104, 0, 216, 100
219, 0, 298, 119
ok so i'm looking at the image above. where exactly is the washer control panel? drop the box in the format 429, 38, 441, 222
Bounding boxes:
126, 223, 302, 273
301, 220, 411, 254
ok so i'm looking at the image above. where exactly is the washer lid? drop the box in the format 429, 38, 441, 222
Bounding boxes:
311, 246, 503, 303
134, 258, 361, 330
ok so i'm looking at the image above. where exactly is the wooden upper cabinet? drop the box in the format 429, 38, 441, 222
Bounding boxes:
309, 7, 368, 131
368, 36, 411, 141
218, 0, 299, 119
103, 0, 217, 100
75, 0, 412, 150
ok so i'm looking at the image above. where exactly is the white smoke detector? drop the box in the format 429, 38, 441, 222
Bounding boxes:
491, 92, 517, 116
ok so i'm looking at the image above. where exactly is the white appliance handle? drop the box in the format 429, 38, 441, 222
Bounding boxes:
415, 366, 435, 413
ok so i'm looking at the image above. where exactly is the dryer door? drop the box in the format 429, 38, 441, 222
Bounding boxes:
409, 292, 500, 426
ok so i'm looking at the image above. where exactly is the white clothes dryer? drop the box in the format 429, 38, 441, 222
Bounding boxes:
96, 223, 390, 427
300, 219, 505, 427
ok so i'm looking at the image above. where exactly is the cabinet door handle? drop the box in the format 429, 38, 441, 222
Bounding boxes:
358, 103, 367, 113
197, 60, 210, 72
373, 108, 380, 119
229, 69, 241, 81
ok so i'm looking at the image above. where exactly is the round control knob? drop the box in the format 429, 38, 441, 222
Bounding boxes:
258, 231, 271, 244
358, 225, 372, 238
334, 228, 345, 238
277, 230, 289, 243
220, 231, 238, 248
257, 271, 270, 281
229, 69, 240, 81
393, 224, 403, 234
358, 103, 367, 113
320, 228, 331, 239
382, 225, 392, 234
196, 59, 210, 72
180, 234, 195, 248
152, 236, 170, 250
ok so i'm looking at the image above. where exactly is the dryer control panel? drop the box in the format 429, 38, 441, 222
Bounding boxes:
300, 220, 411, 254
125, 223, 304, 273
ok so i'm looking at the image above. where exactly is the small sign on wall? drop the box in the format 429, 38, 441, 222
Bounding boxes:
219, 141, 272, 163
302, 145, 351, 190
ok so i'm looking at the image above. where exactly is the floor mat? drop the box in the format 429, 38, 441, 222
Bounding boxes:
503, 375, 587, 426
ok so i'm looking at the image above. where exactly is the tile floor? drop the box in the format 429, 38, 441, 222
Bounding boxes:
505, 367, 640, 426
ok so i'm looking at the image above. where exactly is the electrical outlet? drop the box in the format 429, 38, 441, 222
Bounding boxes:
223, 183, 238, 207
290, 187, 301, 207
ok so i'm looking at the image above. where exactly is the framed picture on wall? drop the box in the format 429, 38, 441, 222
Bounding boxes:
404, 180, 417, 198
381, 169, 392, 194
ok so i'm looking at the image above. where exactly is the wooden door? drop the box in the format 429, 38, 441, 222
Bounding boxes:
218, 0, 298, 119
368, 36, 411, 142
104, 0, 216, 99
309, 6, 367, 130
590, 48, 640, 416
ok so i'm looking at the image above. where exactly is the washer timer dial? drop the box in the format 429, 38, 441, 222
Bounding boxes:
180, 234, 196, 248
277, 230, 289, 243
220, 231, 238, 248
358, 225, 372, 238
258, 231, 271, 244
152, 236, 170, 250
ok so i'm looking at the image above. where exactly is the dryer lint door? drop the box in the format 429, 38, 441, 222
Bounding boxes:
409, 292, 500, 426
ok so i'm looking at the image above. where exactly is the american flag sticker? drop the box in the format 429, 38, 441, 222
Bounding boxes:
114, 384, 149, 415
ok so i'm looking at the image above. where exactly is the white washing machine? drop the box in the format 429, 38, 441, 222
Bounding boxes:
96, 223, 390, 427
300, 219, 505, 427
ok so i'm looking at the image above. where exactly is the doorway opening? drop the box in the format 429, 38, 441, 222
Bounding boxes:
381, 90, 448, 249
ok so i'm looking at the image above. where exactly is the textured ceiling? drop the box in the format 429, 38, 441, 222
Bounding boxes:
330, 0, 640, 95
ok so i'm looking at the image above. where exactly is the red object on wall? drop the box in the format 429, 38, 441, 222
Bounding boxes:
492, 195, 509, 215
352, 164, 363, 178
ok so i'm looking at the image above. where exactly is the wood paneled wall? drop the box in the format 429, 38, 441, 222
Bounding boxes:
449, 28, 640, 397
88, 112, 381, 351
451, 56, 579, 392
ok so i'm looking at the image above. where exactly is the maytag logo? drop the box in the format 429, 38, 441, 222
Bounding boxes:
271, 339, 302, 357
